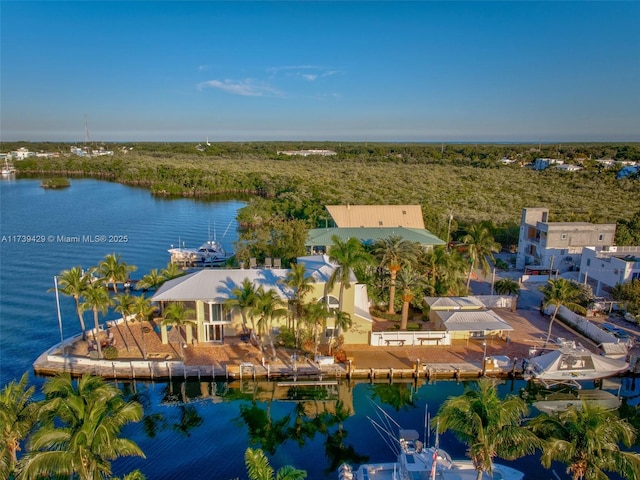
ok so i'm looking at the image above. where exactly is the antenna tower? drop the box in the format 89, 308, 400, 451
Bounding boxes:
84, 114, 90, 144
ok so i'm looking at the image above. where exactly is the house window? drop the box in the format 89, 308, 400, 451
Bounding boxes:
598, 234, 604, 241
561, 233, 567, 240
325, 327, 335, 339
319, 296, 340, 309
379, 221, 383, 226
586, 259, 591, 266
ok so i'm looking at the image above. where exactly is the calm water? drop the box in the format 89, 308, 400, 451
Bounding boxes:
0, 177, 634, 479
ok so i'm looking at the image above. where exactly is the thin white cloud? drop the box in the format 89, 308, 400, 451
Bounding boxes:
198, 65, 210, 72
198, 79, 281, 97
268, 65, 341, 81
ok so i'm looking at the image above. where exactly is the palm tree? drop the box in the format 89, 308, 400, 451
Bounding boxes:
435, 379, 540, 480
528, 402, 640, 480
395, 265, 426, 330
19, 373, 145, 480
80, 281, 112, 359
421, 246, 467, 296
98, 253, 137, 293
0, 373, 39, 478
162, 302, 196, 360
225, 278, 259, 340
372, 235, 421, 314
462, 223, 501, 289
328, 309, 352, 354
161, 262, 185, 281
130, 294, 155, 359
113, 292, 135, 351
55, 266, 90, 339
253, 286, 289, 360
136, 268, 165, 291
282, 262, 316, 331
244, 447, 307, 480
494, 278, 521, 311
328, 235, 372, 313
540, 278, 586, 345
303, 301, 330, 360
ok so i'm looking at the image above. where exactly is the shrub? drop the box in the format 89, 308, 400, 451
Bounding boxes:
407, 323, 421, 331
103, 345, 119, 360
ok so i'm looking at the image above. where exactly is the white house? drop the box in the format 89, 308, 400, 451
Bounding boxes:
579, 246, 640, 296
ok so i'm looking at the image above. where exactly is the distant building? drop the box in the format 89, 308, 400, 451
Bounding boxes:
579, 246, 640, 296
516, 207, 616, 272
555, 163, 582, 172
277, 149, 336, 157
533, 158, 563, 170
9, 147, 34, 160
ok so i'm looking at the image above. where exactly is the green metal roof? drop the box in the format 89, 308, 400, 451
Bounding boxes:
306, 227, 445, 247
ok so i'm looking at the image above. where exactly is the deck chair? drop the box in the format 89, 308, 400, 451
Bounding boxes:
249, 257, 257, 268
264, 257, 272, 269
273, 258, 281, 268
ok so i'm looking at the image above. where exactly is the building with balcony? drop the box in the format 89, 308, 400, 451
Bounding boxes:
515, 207, 616, 272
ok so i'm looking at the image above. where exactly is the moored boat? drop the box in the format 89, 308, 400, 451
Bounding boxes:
523, 343, 629, 389
168, 238, 232, 266
340, 406, 524, 480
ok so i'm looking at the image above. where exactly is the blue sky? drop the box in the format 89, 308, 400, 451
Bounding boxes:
1, 1, 639, 142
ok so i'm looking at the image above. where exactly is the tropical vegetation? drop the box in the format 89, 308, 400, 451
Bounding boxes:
435, 379, 540, 480
539, 278, 588, 345
529, 402, 640, 480
0, 373, 144, 480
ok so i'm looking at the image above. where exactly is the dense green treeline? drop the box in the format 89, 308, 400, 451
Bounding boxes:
9, 142, 640, 241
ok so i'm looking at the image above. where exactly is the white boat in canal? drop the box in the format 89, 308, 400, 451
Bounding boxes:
339, 406, 524, 480
168, 223, 234, 266
532, 388, 622, 414
523, 343, 629, 389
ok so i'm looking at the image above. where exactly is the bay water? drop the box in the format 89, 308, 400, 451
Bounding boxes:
0, 177, 631, 479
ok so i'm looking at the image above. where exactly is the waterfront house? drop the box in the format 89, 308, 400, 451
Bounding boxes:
152, 254, 372, 347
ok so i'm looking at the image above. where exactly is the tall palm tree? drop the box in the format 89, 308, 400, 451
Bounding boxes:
136, 268, 165, 291
113, 292, 135, 351
162, 302, 196, 361
328, 235, 372, 313
372, 235, 421, 314
328, 309, 352, 354
253, 287, 289, 360
225, 278, 259, 339
494, 278, 521, 311
528, 402, 640, 480
80, 281, 112, 359
244, 447, 307, 480
282, 262, 316, 331
303, 301, 330, 360
98, 253, 137, 293
435, 379, 540, 480
462, 223, 501, 289
395, 265, 426, 330
130, 294, 155, 359
19, 373, 145, 480
55, 266, 90, 338
540, 278, 586, 345
0, 373, 39, 478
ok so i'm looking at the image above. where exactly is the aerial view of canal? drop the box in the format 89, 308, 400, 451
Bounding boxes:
1, 176, 637, 479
